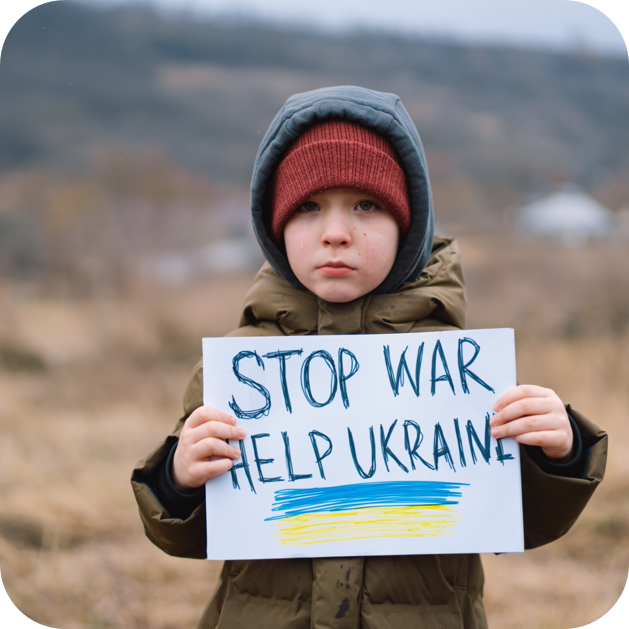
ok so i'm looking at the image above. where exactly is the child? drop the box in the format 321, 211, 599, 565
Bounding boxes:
132, 86, 607, 629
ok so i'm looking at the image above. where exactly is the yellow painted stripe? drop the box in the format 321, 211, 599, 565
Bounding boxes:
273, 504, 462, 546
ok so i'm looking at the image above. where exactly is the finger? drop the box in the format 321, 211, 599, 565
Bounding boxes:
512, 432, 572, 458
186, 457, 235, 487
204, 457, 235, 479
493, 385, 552, 412
492, 415, 571, 448
490, 416, 554, 440
186, 406, 237, 429
490, 397, 557, 427
190, 437, 242, 461
191, 420, 245, 442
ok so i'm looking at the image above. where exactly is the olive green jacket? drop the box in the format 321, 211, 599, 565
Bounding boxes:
132, 238, 607, 629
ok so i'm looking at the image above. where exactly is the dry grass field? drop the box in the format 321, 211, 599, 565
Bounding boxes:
0, 234, 627, 629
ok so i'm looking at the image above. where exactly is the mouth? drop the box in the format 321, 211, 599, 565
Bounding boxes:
318, 262, 355, 277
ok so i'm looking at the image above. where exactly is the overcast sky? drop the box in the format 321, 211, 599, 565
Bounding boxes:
88, 0, 627, 57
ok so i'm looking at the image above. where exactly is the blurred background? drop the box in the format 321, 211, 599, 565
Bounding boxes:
0, 1, 628, 627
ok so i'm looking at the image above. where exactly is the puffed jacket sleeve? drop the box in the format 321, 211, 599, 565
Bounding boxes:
131, 361, 207, 559
520, 405, 607, 549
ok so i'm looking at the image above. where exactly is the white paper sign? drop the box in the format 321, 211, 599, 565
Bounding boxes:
203, 328, 522, 560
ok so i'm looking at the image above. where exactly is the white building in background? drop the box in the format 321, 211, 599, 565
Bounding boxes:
514, 185, 615, 246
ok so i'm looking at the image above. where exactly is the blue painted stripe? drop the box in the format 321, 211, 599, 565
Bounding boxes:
266, 480, 469, 521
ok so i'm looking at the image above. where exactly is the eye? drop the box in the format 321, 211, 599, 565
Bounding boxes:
298, 201, 319, 213
356, 200, 378, 212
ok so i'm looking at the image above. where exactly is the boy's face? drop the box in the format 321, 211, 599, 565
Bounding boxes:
284, 188, 399, 303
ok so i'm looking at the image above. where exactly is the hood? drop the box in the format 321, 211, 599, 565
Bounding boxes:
251, 86, 434, 295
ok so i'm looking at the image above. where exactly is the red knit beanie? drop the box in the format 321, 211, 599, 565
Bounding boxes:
269, 120, 411, 243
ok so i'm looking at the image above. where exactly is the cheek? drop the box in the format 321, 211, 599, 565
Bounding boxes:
364, 228, 399, 268
285, 225, 306, 254
284, 222, 314, 277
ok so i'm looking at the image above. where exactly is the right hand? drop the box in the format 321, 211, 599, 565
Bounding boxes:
172, 406, 245, 492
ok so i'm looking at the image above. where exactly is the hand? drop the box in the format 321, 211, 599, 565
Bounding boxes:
490, 385, 573, 460
172, 406, 245, 492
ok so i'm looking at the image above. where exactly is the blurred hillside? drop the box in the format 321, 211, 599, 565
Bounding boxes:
0, 149, 251, 293
1, 2, 628, 294
1, 2, 629, 235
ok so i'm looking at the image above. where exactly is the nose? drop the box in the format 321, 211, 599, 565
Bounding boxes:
321, 209, 352, 247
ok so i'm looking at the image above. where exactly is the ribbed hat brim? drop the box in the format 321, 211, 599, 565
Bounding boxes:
269, 121, 410, 242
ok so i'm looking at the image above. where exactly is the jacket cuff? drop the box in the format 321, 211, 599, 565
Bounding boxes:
158, 441, 206, 520
520, 405, 607, 550
524, 414, 584, 479
131, 435, 207, 558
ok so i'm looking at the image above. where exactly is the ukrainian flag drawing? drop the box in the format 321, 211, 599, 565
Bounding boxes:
266, 480, 468, 546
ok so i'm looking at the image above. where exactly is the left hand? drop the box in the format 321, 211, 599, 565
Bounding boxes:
490, 385, 573, 460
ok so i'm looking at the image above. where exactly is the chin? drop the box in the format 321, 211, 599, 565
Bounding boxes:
314, 284, 365, 303
323, 294, 358, 303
